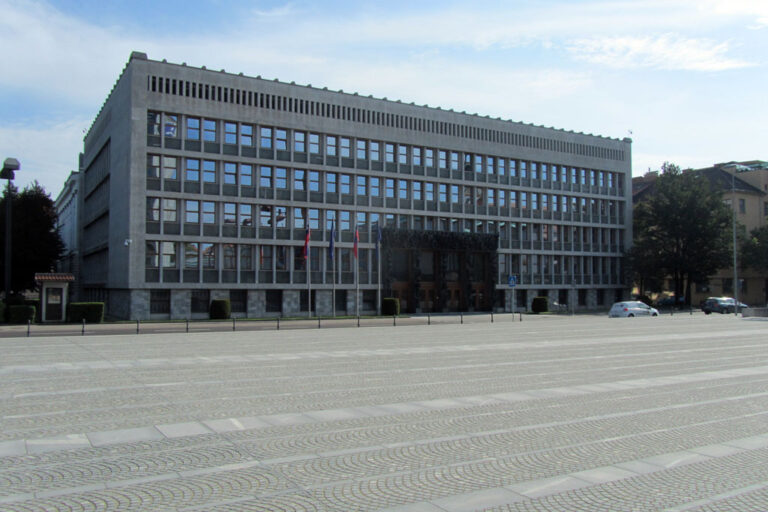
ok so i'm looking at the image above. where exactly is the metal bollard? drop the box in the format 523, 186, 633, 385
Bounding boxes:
82, 319, 86, 335
357, 316, 360, 327
318, 318, 321, 329
277, 317, 280, 330
186, 319, 189, 333
491, 312, 494, 323
393, 314, 396, 326
428, 313, 431, 325
27, 319, 31, 337
460, 313, 463, 324
137, 319, 140, 334
232, 318, 236, 331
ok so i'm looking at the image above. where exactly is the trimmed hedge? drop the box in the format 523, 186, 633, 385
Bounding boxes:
210, 299, 231, 319
0, 301, 5, 323
8, 305, 36, 324
531, 296, 549, 314
67, 302, 104, 323
382, 297, 400, 316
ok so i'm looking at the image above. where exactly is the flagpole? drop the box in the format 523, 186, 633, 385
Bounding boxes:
307, 234, 311, 319
376, 225, 382, 316
354, 226, 360, 318
331, 221, 336, 318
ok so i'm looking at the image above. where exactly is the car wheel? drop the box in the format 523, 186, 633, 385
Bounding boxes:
704, 310, 711, 315
652, 313, 658, 317
628, 314, 634, 317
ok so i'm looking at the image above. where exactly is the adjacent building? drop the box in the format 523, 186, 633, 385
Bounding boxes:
68, 52, 633, 320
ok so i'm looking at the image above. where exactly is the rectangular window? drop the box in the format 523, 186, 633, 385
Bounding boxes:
399, 180, 409, 199
294, 207, 305, 228
541, 164, 548, 182
294, 169, 306, 191
356, 139, 367, 160
294, 131, 306, 152
509, 159, 517, 177
185, 200, 199, 223
148, 111, 161, 136
203, 119, 217, 142
161, 157, 177, 180
339, 137, 350, 158
450, 152, 459, 171
240, 124, 253, 146
276, 246, 287, 271
224, 162, 237, 185
386, 179, 395, 198
308, 208, 320, 229
191, 290, 209, 313
357, 176, 367, 196
309, 171, 320, 192
185, 158, 200, 181
439, 150, 447, 169
370, 177, 380, 197
260, 166, 272, 188
425, 182, 434, 201
425, 149, 434, 167
201, 243, 216, 269
162, 199, 177, 222
240, 204, 252, 226
240, 245, 253, 270
385, 144, 395, 163
260, 245, 272, 270
451, 185, 459, 204
413, 181, 422, 200
275, 129, 287, 150
487, 157, 495, 175
260, 127, 272, 148
275, 168, 287, 189
309, 133, 320, 154
161, 242, 177, 268
370, 141, 380, 161
224, 122, 237, 144
340, 174, 351, 194
186, 117, 200, 140
147, 154, 160, 178
739, 198, 746, 214
413, 147, 422, 166
326, 172, 337, 193
326, 136, 337, 156
202, 201, 216, 224
239, 164, 253, 186
398, 145, 408, 164
203, 160, 216, 183
164, 114, 178, 138
223, 244, 237, 270
223, 202, 237, 224
439, 183, 447, 203
146, 198, 160, 221
185, 242, 199, 268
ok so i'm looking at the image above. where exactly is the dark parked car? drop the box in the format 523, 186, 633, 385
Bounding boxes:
701, 297, 746, 314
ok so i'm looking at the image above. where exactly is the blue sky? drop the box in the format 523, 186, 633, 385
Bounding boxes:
1, 0, 766, 197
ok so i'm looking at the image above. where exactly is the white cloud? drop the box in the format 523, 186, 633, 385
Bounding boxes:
566, 34, 753, 71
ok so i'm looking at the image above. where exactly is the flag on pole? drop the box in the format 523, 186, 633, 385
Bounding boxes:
353, 227, 359, 259
328, 223, 335, 260
303, 226, 311, 260
375, 224, 382, 260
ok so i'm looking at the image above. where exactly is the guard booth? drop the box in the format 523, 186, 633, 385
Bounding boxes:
35, 273, 74, 322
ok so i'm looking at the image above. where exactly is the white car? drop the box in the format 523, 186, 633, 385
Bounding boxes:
609, 301, 659, 318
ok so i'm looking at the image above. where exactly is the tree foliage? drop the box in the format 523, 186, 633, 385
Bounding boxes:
630, 162, 732, 305
0, 181, 65, 294
741, 225, 768, 272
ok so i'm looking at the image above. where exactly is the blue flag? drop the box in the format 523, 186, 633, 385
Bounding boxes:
376, 224, 382, 260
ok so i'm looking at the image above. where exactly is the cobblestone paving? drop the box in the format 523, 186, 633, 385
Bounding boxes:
2, 314, 768, 511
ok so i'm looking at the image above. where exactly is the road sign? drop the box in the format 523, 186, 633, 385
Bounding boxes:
508, 275, 517, 287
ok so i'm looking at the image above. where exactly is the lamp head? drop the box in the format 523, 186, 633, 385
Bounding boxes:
1, 158, 20, 180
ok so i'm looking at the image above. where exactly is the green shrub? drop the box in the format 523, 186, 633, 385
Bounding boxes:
67, 302, 104, 323
0, 301, 5, 323
210, 299, 231, 319
8, 305, 35, 324
382, 297, 400, 316
531, 296, 549, 314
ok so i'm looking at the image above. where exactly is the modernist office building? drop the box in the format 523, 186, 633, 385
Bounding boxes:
74, 52, 632, 319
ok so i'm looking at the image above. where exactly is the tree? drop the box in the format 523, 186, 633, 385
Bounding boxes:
741, 225, 768, 272
0, 181, 65, 295
631, 162, 732, 306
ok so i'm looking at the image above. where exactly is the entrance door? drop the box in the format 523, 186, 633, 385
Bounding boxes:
45, 287, 63, 322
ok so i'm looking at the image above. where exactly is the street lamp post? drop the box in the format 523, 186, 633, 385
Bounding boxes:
1, 158, 20, 302
731, 171, 739, 316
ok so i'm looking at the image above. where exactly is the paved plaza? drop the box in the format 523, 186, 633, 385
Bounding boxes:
2, 313, 768, 511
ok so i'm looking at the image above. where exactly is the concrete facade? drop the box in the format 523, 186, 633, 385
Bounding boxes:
72, 52, 633, 320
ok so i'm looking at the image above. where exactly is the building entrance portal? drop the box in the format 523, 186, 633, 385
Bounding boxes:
380, 229, 497, 314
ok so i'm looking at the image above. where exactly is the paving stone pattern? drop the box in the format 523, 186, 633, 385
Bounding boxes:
2, 314, 768, 511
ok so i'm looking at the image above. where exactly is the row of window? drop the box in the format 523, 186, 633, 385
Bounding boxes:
146, 240, 621, 281
152, 156, 619, 199
146, 78, 626, 162
148, 112, 626, 185
146, 197, 622, 238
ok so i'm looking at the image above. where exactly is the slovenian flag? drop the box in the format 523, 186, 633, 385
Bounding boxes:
353, 227, 359, 259
375, 224, 382, 260
303, 226, 310, 260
